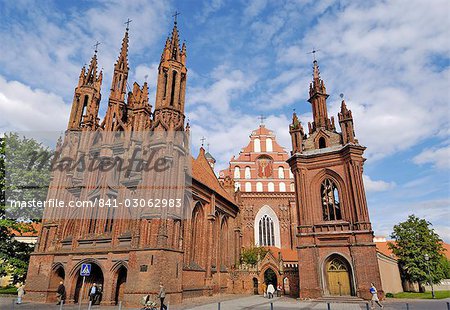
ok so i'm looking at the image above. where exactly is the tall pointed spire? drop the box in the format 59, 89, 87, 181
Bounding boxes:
104, 23, 131, 131
307, 59, 334, 133
68, 47, 102, 131
153, 16, 187, 131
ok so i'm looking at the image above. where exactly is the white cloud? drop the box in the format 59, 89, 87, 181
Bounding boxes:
413, 144, 450, 169
363, 175, 396, 192
0, 76, 70, 132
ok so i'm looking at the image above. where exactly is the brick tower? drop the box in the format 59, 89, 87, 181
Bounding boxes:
287, 60, 382, 300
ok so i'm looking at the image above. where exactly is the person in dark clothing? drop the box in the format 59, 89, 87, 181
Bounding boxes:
158, 282, 167, 310
56, 281, 66, 305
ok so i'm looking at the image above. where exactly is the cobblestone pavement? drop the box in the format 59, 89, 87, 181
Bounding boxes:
1, 295, 449, 310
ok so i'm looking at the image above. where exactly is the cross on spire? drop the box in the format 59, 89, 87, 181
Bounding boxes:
259, 115, 266, 125
93, 41, 101, 54
124, 18, 132, 31
172, 11, 181, 24
307, 48, 320, 61
200, 136, 206, 146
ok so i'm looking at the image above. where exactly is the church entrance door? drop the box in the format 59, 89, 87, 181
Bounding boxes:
264, 268, 277, 287
326, 256, 351, 296
73, 263, 104, 304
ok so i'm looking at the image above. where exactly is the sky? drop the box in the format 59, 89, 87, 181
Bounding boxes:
0, 0, 449, 241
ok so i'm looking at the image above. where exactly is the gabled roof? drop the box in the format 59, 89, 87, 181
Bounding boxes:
191, 147, 236, 204
374, 240, 450, 260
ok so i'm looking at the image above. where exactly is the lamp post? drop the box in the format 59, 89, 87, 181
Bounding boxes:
424, 254, 435, 299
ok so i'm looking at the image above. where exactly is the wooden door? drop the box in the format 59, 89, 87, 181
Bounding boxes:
327, 258, 351, 296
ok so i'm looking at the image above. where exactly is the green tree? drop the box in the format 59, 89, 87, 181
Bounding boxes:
0, 134, 52, 284
241, 246, 270, 266
389, 215, 447, 291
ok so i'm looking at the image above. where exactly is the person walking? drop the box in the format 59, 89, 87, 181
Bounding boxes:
262, 282, 267, 298
56, 281, 66, 305
369, 283, 383, 309
16, 284, 25, 304
277, 284, 282, 297
89, 283, 97, 304
267, 283, 275, 299
158, 282, 167, 310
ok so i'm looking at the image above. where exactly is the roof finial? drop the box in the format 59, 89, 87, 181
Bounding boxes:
124, 18, 132, 31
200, 136, 206, 147
259, 115, 266, 126
172, 11, 181, 25
307, 48, 320, 62
93, 41, 101, 54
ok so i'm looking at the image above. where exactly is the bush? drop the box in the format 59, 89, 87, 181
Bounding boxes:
0, 286, 18, 295
241, 246, 270, 266
385, 292, 394, 298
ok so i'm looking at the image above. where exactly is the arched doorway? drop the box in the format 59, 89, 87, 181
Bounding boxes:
264, 268, 277, 287
325, 255, 353, 296
114, 266, 127, 305
73, 263, 104, 304
48, 265, 65, 303
252, 278, 258, 295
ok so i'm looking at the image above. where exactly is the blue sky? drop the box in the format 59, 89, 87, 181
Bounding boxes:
0, 0, 449, 241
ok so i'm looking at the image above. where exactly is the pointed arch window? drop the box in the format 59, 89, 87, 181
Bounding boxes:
321, 179, 342, 221
259, 215, 275, 246
170, 70, 177, 106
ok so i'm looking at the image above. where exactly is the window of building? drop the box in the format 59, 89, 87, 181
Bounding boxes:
266, 138, 273, 152
235, 182, 241, 191
259, 215, 275, 246
245, 166, 251, 179
289, 170, 294, 179
321, 178, 342, 221
245, 182, 252, 192
279, 182, 286, 192
254, 138, 261, 152
256, 182, 263, 192
234, 166, 241, 179
290, 183, 295, 192
319, 137, 326, 149
268, 182, 274, 192
278, 167, 284, 179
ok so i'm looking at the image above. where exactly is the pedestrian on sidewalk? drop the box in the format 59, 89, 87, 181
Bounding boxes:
158, 282, 167, 310
16, 284, 25, 304
369, 282, 383, 309
56, 281, 66, 305
267, 283, 275, 299
89, 283, 97, 303
262, 282, 267, 298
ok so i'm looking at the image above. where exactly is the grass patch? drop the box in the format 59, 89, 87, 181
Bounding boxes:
0, 286, 17, 295
392, 290, 450, 299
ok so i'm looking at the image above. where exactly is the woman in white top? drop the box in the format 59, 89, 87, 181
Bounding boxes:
266, 283, 275, 299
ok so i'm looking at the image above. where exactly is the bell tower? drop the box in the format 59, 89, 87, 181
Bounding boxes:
68, 49, 102, 131
287, 60, 382, 300
152, 19, 187, 131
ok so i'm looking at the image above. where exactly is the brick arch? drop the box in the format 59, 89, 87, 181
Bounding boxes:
313, 130, 331, 149
320, 252, 356, 296
254, 205, 281, 247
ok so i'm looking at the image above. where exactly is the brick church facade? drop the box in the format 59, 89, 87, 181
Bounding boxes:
24, 20, 382, 306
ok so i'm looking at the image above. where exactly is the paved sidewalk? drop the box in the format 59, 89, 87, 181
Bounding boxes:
1, 295, 450, 310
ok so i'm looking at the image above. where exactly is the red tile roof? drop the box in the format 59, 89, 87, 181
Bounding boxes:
265, 246, 297, 262
191, 147, 236, 204
375, 240, 450, 260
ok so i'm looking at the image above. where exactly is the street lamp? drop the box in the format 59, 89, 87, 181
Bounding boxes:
424, 254, 435, 299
